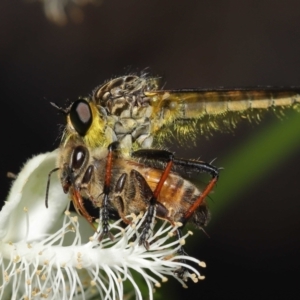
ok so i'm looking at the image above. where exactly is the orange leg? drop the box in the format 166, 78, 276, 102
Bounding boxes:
98, 142, 119, 241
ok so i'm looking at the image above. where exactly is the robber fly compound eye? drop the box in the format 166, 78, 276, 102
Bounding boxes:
69, 99, 93, 136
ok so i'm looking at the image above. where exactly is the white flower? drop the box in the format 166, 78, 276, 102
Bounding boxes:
0, 150, 206, 299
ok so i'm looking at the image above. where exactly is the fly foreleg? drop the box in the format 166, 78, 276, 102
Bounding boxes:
98, 141, 119, 242
132, 150, 175, 249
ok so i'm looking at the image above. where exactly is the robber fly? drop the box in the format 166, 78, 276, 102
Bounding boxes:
56, 74, 300, 156
48, 74, 300, 247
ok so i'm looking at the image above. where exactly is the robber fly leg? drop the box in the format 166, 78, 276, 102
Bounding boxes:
180, 161, 219, 223
173, 227, 190, 278
98, 141, 119, 241
158, 155, 219, 225
98, 193, 114, 241
132, 149, 175, 249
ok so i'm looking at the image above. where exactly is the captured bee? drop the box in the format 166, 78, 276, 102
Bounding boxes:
49, 137, 218, 249
45, 139, 120, 233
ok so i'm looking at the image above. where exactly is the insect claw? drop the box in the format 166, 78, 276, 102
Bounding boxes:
174, 266, 188, 279
138, 236, 150, 250
144, 241, 150, 250
108, 231, 115, 241
138, 217, 153, 250
97, 230, 115, 242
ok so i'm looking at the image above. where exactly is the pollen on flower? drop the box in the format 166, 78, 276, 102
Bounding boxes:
199, 261, 207, 268
23, 206, 28, 212
65, 210, 71, 216
71, 216, 78, 222
189, 273, 198, 283
4, 271, 9, 282
90, 280, 96, 286
32, 288, 40, 296
180, 238, 186, 245
163, 254, 175, 260
130, 212, 142, 223
68, 225, 76, 232
13, 255, 20, 263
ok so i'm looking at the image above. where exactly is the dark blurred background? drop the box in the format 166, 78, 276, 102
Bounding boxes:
1, 0, 300, 299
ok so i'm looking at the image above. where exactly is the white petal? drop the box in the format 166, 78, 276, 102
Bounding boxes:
0, 150, 69, 242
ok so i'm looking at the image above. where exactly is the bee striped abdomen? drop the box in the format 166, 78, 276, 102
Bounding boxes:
128, 162, 208, 226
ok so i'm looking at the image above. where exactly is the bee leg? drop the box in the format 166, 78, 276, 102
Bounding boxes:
121, 169, 155, 249
72, 189, 96, 230
173, 227, 190, 278
155, 204, 189, 278
133, 151, 175, 249
72, 165, 97, 228
98, 141, 119, 242
114, 173, 133, 225
139, 202, 171, 250
98, 193, 115, 241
